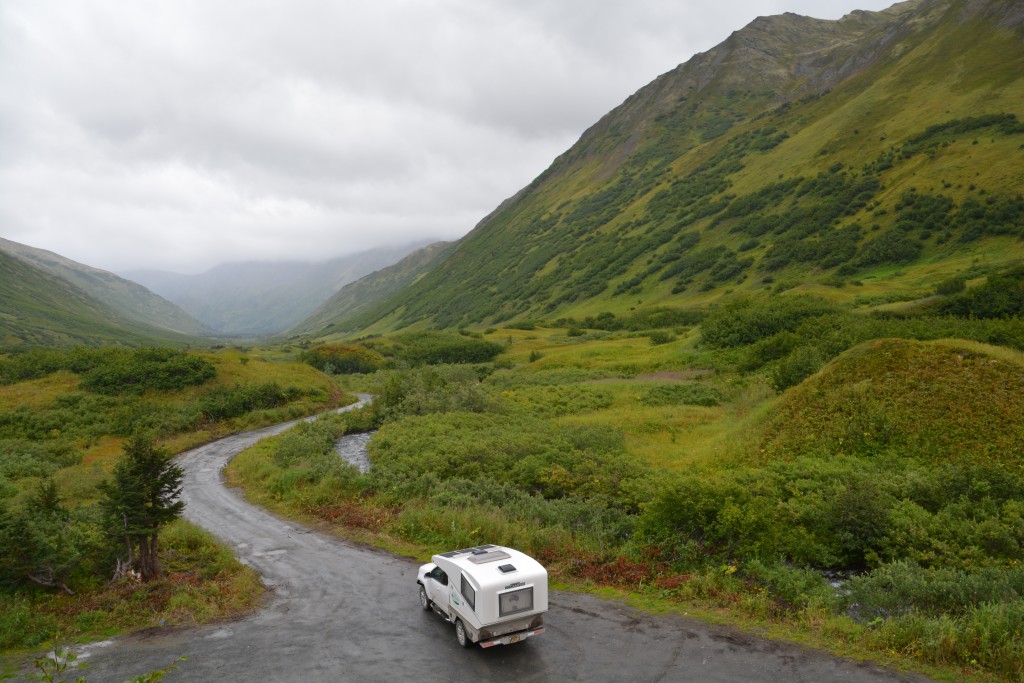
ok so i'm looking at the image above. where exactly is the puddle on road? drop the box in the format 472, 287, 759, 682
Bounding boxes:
334, 431, 375, 473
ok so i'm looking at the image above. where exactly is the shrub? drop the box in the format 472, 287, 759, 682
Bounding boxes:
371, 332, 505, 365
198, 383, 293, 422
701, 296, 838, 348
933, 265, 1024, 318
640, 383, 724, 407
769, 345, 825, 391
81, 348, 215, 395
370, 365, 497, 424
935, 276, 966, 296
849, 561, 1024, 619
299, 343, 385, 374
648, 331, 676, 346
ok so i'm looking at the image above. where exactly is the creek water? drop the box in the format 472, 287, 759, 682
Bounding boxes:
334, 431, 375, 473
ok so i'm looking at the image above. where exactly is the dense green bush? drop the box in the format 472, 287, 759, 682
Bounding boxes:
369, 364, 497, 425
368, 411, 646, 505
0, 482, 110, 593
638, 456, 1024, 571
769, 345, 825, 391
81, 348, 216, 395
0, 440, 79, 481
502, 384, 614, 418
932, 265, 1024, 318
198, 382, 295, 422
700, 296, 839, 348
367, 332, 504, 366
849, 561, 1024, 619
640, 383, 724, 407
299, 343, 384, 374
273, 419, 342, 468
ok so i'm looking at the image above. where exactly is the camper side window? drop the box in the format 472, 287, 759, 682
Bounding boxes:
461, 574, 476, 611
428, 566, 448, 586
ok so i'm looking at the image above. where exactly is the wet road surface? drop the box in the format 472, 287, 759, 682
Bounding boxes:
70, 401, 934, 683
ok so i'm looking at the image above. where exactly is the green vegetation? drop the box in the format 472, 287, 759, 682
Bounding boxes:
231, 297, 1024, 681
0, 252, 201, 350
98, 435, 185, 581
298, 0, 1024, 338
5, 2, 1024, 681
299, 343, 385, 374
0, 346, 347, 650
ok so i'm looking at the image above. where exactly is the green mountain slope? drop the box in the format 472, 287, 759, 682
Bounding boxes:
0, 250, 202, 348
0, 237, 213, 337
320, 0, 1024, 334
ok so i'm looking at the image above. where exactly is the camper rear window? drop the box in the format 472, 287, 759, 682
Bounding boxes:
499, 586, 533, 617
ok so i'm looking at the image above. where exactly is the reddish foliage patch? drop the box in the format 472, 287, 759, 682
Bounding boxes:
653, 574, 693, 590
308, 501, 394, 530
556, 549, 669, 588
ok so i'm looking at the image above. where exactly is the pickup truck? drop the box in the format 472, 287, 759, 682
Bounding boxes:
417, 544, 547, 648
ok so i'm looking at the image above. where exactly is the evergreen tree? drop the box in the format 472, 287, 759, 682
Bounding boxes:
99, 434, 184, 581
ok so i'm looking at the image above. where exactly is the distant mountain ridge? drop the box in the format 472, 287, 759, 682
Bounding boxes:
286, 241, 454, 338
125, 241, 438, 337
0, 237, 212, 338
0, 249, 202, 348
299, 0, 1024, 335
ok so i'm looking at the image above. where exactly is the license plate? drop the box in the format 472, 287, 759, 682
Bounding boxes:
509, 635, 521, 643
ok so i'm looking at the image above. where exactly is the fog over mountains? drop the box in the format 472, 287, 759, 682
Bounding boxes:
123, 241, 437, 337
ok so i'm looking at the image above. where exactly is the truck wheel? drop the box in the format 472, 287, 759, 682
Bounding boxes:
419, 585, 431, 611
455, 619, 473, 648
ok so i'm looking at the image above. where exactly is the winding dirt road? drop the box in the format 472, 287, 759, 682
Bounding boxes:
73, 402, 934, 683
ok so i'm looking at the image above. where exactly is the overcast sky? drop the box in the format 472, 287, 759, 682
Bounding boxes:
1, 0, 899, 275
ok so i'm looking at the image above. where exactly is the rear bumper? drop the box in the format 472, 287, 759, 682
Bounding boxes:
479, 625, 545, 648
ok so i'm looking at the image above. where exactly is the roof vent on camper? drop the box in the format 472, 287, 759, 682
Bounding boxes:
498, 564, 517, 574
467, 550, 512, 564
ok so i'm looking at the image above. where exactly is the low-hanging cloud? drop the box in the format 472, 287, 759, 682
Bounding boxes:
1, 0, 898, 274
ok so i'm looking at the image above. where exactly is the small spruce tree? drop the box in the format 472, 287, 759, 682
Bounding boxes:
99, 434, 184, 581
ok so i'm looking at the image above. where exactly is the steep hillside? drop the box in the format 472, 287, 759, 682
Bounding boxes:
287, 241, 453, 338
0, 237, 212, 337
0, 251, 201, 348
127, 241, 435, 337
324, 0, 1024, 334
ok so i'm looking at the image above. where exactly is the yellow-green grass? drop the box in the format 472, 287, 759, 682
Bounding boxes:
482, 327, 775, 470
561, 380, 777, 470
500, 327, 703, 373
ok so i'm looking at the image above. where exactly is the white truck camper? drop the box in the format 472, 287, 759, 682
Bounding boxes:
417, 544, 548, 648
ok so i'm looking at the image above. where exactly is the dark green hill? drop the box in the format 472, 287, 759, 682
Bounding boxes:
316, 0, 1024, 335
0, 237, 212, 337
0, 250, 201, 348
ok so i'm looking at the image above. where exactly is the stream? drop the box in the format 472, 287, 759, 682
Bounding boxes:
334, 430, 375, 473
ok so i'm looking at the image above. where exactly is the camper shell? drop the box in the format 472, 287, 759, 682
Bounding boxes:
417, 544, 547, 648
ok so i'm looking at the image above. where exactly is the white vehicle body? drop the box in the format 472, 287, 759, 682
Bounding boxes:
417, 544, 548, 648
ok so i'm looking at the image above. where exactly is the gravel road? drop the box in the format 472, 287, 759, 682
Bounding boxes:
69, 401, 934, 683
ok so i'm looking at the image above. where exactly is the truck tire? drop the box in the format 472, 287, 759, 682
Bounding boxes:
455, 619, 473, 648
419, 585, 431, 611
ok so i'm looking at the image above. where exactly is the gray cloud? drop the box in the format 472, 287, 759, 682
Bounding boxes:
1, 0, 898, 274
